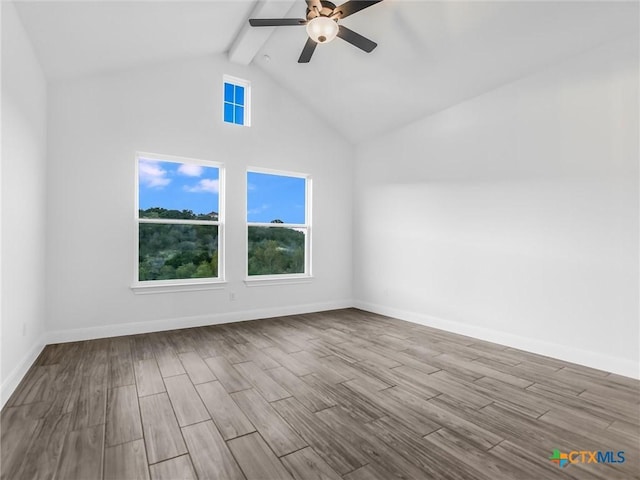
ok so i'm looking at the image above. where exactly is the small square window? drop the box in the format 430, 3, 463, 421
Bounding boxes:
223, 76, 250, 126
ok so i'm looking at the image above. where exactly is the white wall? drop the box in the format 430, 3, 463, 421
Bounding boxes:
354, 35, 639, 378
46, 55, 353, 340
1, 2, 49, 404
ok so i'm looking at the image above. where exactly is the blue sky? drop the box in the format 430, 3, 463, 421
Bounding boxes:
138, 159, 305, 223
138, 158, 219, 215
247, 172, 305, 224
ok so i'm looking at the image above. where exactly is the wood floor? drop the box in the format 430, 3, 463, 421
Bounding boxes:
1, 309, 638, 480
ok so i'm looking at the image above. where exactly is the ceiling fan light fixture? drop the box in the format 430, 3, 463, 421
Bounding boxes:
306, 16, 338, 43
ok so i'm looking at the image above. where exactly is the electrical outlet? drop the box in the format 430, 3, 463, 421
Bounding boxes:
229, 292, 236, 301
22, 323, 26, 336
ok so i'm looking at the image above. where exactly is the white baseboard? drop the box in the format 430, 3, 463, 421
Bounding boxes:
47, 299, 353, 344
0, 334, 47, 409
354, 300, 639, 380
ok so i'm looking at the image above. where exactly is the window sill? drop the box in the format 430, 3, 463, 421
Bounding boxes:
131, 281, 227, 295
244, 276, 313, 287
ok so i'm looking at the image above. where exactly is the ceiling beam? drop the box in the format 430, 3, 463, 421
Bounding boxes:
228, 0, 299, 65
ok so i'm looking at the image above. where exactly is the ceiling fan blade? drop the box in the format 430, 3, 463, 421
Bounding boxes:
249, 18, 307, 27
298, 37, 318, 63
305, 0, 323, 12
333, 0, 382, 19
337, 25, 377, 52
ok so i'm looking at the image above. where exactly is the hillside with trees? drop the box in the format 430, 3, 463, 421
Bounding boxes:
138, 208, 304, 280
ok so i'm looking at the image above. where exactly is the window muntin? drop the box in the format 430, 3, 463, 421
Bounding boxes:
223, 76, 250, 126
247, 170, 310, 277
136, 154, 223, 283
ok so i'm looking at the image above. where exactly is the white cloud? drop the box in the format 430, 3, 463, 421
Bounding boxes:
178, 164, 204, 177
185, 179, 219, 193
139, 159, 171, 188
247, 183, 257, 191
247, 204, 270, 215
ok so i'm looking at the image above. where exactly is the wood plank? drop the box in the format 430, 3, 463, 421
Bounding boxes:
106, 384, 143, 447
71, 363, 108, 430
233, 361, 291, 402
343, 465, 392, 480
231, 388, 306, 456
196, 381, 255, 440
163, 374, 210, 427
302, 374, 386, 423
150, 455, 197, 480
13, 412, 72, 479
320, 355, 392, 388
168, 330, 196, 354
104, 439, 150, 480
155, 350, 186, 378
179, 351, 216, 384
263, 347, 313, 376
55, 424, 104, 480
343, 378, 440, 436
394, 367, 492, 409
290, 351, 352, 384
7, 365, 59, 406
131, 334, 156, 361
315, 405, 435, 479
181, 421, 244, 480
0, 404, 45, 479
109, 338, 135, 388
204, 356, 251, 393
215, 337, 248, 364
280, 447, 342, 480
134, 359, 165, 397
139, 393, 187, 464
234, 342, 280, 370
266, 366, 336, 412
228, 432, 294, 480
384, 386, 502, 450
423, 428, 528, 480
364, 416, 472, 480
272, 397, 367, 475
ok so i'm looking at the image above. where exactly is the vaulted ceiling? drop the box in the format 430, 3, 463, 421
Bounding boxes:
13, 0, 639, 144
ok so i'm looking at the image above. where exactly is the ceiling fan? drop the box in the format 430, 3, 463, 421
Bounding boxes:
249, 0, 383, 63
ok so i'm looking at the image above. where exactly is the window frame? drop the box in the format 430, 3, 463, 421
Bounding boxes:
132, 152, 226, 294
223, 75, 251, 127
245, 167, 312, 283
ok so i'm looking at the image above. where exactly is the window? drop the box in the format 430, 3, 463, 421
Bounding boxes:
223, 75, 251, 126
247, 169, 311, 278
135, 153, 224, 285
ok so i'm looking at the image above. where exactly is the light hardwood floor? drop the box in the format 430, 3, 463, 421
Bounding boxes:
1, 309, 638, 479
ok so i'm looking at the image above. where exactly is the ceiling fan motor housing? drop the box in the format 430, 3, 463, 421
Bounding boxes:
306, 1, 337, 21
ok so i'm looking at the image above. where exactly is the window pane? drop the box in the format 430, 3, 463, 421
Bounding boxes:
139, 158, 219, 220
224, 82, 234, 103
224, 102, 234, 123
235, 85, 245, 106
247, 172, 306, 223
234, 106, 244, 125
139, 224, 218, 281
248, 226, 305, 275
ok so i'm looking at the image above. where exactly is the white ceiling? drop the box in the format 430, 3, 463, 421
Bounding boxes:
13, 0, 639, 144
